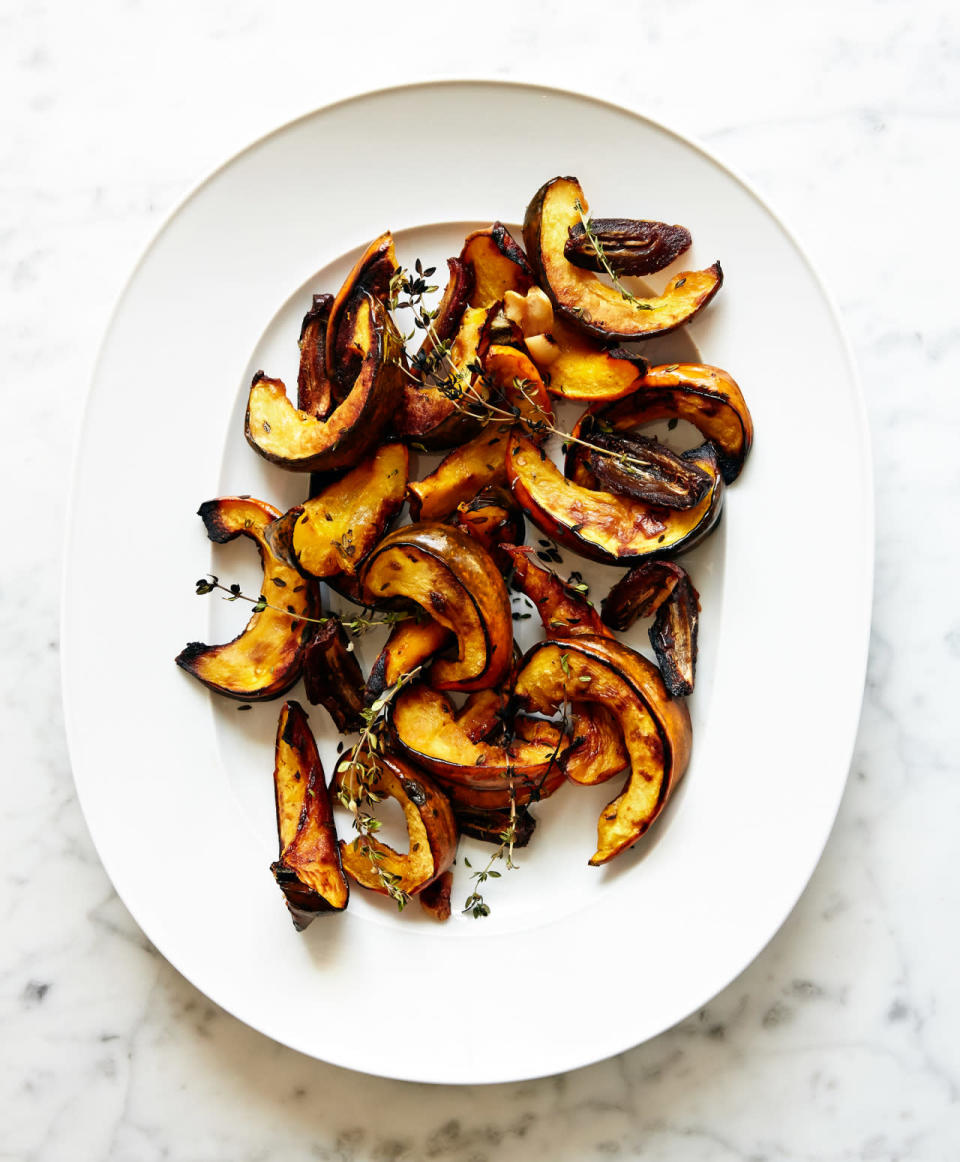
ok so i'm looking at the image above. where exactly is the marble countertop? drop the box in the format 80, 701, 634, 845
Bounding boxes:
3, 1, 959, 1158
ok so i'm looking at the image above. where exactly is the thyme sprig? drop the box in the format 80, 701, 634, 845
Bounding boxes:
387, 266, 665, 476
193, 575, 413, 637
572, 199, 653, 310
335, 665, 424, 910
462, 782, 519, 920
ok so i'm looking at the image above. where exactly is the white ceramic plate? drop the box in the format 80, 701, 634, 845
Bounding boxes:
62, 81, 872, 1084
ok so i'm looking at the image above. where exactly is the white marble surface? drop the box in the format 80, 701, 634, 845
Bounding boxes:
2, 1, 960, 1158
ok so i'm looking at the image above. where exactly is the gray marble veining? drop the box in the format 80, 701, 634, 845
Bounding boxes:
2, 1, 960, 1159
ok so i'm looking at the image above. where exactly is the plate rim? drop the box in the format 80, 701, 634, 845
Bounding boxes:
60, 78, 874, 1083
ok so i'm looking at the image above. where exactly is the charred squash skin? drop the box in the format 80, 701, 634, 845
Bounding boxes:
523, 177, 722, 342
333, 750, 457, 897
389, 684, 569, 810
359, 522, 513, 692
297, 294, 336, 419
576, 364, 754, 484
291, 443, 408, 577
271, 702, 349, 928
175, 497, 319, 701
414, 256, 474, 368
514, 637, 692, 864
326, 232, 397, 388
649, 572, 701, 697
506, 433, 724, 565
460, 223, 535, 307
245, 291, 404, 473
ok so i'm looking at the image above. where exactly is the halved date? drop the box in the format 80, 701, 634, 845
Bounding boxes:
564, 218, 692, 276
585, 431, 713, 510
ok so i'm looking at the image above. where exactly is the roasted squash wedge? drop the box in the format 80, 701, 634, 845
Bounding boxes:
334, 750, 457, 898
271, 702, 349, 928
649, 571, 701, 697
394, 305, 495, 449
523, 177, 722, 341
460, 223, 535, 307
575, 363, 753, 484
359, 522, 513, 692
514, 636, 692, 864
565, 703, 629, 786
326, 231, 397, 388
507, 433, 724, 564
454, 487, 524, 569
418, 869, 454, 921
500, 545, 609, 638
302, 619, 366, 732
536, 316, 648, 402
482, 344, 554, 432
176, 497, 319, 701
365, 616, 452, 702
297, 294, 336, 419
291, 443, 408, 577
600, 560, 688, 630
414, 256, 473, 368
245, 291, 403, 472
390, 684, 568, 810
407, 427, 510, 521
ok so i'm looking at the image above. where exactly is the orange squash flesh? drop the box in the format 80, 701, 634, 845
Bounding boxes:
523, 177, 722, 341
291, 443, 408, 577
565, 703, 629, 786
506, 433, 723, 564
576, 363, 754, 483
407, 428, 510, 521
460, 223, 535, 308
359, 523, 513, 692
514, 636, 691, 864
540, 316, 647, 402
271, 701, 349, 928
334, 750, 457, 898
175, 497, 319, 701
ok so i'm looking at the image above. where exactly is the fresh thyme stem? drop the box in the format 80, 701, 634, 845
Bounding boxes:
193, 576, 415, 636
336, 665, 424, 910
390, 269, 662, 475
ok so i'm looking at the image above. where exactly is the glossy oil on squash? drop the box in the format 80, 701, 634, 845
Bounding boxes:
175, 497, 319, 701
